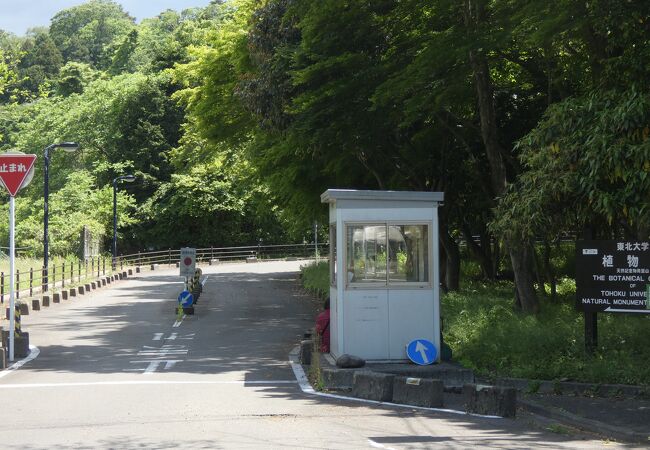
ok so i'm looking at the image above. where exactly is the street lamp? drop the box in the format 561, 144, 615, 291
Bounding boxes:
112, 174, 136, 268
43, 142, 79, 291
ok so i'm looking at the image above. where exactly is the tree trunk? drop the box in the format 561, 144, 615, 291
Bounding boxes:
464, 0, 539, 313
439, 208, 460, 291
508, 241, 540, 314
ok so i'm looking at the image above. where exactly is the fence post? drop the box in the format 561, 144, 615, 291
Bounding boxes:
29, 268, 33, 297
1, 271, 4, 304
78, 260, 81, 283
16, 269, 20, 299
85, 259, 88, 280
62, 262, 65, 288
102, 257, 105, 276
168, 248, 172, 267
91, 258, 94, 278
52, 264, 56, 291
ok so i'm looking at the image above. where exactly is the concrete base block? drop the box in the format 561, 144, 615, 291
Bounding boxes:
352, 371, 395, 402
150, 265, 158, 271
101, 279, 106, 286
32, 299, 40, 311
246, 257, 257, 263
5, 308, 8, 320
136, 267, 141, 273
128, 269, 133, 276
182, 306, 195, 315
122, 271, 128, 278
78, 286, 85, 295
299, 340, 312, 365
91, 282, 96, 290
463, 384, 517, 418
14, 332, 29, 358
70, 288, 77, 297
0, 348, 6, 369
18, 303, 28, 315
53, 292, 61, 303
175, 262, 180, 268
62, 290, 68, 300
42, 295, 50, 307
321, 368, 355, 391
209, 259, 219, 265
393, 377, 444, 408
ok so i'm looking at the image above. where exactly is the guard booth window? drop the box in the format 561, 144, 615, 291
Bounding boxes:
346, 223, 429, 286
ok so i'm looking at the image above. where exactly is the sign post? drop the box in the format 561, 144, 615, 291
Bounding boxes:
576, 240, 650, 354
179, 247, 196, 288
0, 152, 37, 361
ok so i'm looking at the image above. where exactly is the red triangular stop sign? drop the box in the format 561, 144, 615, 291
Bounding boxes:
0, 154, 37, 197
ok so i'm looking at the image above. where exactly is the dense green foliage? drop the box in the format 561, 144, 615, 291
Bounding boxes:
0, 1, 647, 315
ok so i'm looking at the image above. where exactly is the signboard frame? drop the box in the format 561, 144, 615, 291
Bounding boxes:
576, 240, 650, 314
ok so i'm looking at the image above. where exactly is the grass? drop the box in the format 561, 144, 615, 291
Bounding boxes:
300, 260, 650, 386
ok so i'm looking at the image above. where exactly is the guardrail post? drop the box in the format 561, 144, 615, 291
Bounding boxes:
62, 262, 65, 288
16, 269, 20, 299
85, 259, 88, 281
52, 264, 56, 291
102, 257, 105, 276
91, 258, 94, 278
1, 271, 4, 304
78, 260, 81, 283
29, 268, 33, 297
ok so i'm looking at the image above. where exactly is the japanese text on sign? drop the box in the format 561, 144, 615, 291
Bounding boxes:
576, 240, 650, 313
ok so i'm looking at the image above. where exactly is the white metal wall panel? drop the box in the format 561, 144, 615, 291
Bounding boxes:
343, 290, 389, 359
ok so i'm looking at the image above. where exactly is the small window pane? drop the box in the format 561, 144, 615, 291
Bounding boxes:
388, 225, 429, 283
347, 225, 387, 284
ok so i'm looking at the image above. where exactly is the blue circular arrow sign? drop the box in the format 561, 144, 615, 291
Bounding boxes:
178, 290, 193, 308
406, 339, 437, 365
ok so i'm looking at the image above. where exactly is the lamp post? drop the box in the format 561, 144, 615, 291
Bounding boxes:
112, 174, 136, 269
43, 142, 78, 291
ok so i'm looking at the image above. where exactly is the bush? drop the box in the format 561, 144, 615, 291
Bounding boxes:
443, 278, 650, 385
300, 261, 329, 299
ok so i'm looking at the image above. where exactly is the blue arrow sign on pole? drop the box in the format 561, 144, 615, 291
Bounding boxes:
178, 290, 193, 308
406, 339, 437, 365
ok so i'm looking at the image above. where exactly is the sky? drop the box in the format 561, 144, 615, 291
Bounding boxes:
0, 0, 215, 36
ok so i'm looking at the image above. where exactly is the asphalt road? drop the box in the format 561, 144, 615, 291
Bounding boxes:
0, 261, 633, 449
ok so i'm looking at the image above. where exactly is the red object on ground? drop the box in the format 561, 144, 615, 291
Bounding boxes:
315, 308, 330, 353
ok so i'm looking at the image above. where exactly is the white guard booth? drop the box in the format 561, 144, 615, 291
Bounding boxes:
321, 189, 444, 362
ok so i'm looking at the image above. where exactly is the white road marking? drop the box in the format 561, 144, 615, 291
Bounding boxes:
134, 359, 183, 375
0, 380, 298, 388
201, 276, 209, 287
287, 347, 503, 420
172, 314, 186, 328
368, 439, 397, 450
152, 333, 163, 341
0, 345, 40, 380
168, 333, 177, 340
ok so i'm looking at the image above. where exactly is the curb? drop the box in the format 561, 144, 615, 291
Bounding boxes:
519, 397, 649, 444
288, 346, 502, 419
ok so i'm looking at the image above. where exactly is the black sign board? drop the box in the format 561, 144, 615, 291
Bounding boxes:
576, 240, 650, 313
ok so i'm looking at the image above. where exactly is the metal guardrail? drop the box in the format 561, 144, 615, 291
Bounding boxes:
113, 243, 329, 270
0, 256, 113, 304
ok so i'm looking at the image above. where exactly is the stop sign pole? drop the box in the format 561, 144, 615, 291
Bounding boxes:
0, 152, 37, 362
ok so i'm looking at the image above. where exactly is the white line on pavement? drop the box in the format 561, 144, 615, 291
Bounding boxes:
368, 439, 397, 450
287, 347, 503, 420
0, 380, 299, 389
0, 345, 40, 380
172, 314, 186, 328
201, 276, 209, 287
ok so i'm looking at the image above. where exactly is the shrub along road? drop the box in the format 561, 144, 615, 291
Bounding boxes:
0, 261, 632, 449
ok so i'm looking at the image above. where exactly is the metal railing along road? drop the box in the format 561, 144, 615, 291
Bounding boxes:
113, 243, 329, 270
